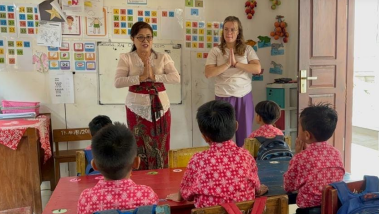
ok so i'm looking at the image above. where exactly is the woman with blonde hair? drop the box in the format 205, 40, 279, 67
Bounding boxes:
205, 16, 261, 147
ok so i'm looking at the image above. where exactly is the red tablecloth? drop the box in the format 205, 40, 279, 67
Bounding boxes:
0, 115, 51, 163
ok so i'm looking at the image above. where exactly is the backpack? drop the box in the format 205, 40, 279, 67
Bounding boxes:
331, 175, 379, 214
255, 135, 293, 161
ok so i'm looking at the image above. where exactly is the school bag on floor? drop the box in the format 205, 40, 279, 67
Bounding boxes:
255, 135, 293, 161
331, 175, 379, 214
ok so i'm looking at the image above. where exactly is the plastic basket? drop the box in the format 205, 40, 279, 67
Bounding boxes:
1, 100, 40, 114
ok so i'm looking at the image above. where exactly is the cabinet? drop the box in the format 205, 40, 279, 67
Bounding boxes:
266, 83, 298, 150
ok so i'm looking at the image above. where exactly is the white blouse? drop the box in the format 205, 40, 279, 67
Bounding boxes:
114, 51, 180, 122
205, 46, 259, 98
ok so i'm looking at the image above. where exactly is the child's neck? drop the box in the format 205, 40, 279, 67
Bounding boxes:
103, 171, 131, 181
259, 122, 269, 126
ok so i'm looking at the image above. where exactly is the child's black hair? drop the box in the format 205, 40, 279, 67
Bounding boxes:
300, 103, 338, 142
91, 122, 136, 180
196, 100, 236, 143
88, 115, 112, 136
255, 101, 281, 124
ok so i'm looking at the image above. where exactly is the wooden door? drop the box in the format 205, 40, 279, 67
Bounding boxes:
298, 0, 353, 171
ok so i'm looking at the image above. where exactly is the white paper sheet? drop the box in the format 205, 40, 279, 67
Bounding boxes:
37, 21, 62, 47
61, 0, 84, 16
49, 71, 75, 104
84, 0, 104, 17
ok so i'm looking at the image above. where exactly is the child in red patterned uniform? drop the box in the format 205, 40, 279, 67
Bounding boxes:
167, 100, 268, 208
283, 103, 345, 214
77, 123, 159, 214
248, 101, 283, 139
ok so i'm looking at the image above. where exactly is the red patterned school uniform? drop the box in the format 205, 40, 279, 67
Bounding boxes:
180, 140, 261, 208
283, 141, 345, 208
77, 179, 159, 214
248, 124, 283, 138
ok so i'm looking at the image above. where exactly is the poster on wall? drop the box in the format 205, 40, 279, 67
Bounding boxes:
39, 0, 66, 22
111, 7, 135, 38
62, 15, 81, 36
0, 38, 5, 71
85, 7, 107, 37
84, 0, 104, 17
6, 39, 33, 72
184, 0, 204, 20
72, 41, 97, 72
160, 9, 183, 41
61, 0, 84, 16
47, 41, 72, 71
49, 71, 75, 104
184, 20, 205, 49
0, 4, 17, 38
16, 4, 40, 38
37, 21, 62, 47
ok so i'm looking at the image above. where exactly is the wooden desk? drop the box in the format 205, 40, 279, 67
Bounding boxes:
0, 115, 55, 214
43, 160, 290, 214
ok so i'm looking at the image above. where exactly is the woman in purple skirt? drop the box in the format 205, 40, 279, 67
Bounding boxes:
205, 16, 261, 147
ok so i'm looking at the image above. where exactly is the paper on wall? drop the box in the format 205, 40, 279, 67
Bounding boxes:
37, 21, 62, 47
84, 0, 103, 17
49, 71, 75, 104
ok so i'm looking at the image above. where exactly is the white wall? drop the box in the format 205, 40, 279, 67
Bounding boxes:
0, 0, 298, 176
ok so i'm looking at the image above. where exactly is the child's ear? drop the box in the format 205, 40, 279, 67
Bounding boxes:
91, 159, 98, 170
132, 156, 140, 170
235, 121, 239, 132
201, 133, 211, 143
304, 130, 311, 141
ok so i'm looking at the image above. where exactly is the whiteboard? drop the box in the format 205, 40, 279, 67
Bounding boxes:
98, 42, 182, 105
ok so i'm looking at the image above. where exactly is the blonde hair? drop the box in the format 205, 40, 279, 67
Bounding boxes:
219, 16, 246, 56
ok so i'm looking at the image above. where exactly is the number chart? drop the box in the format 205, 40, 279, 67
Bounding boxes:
16, 4, 39, 37
6, 39, 33, 71
0, 4, 17, 37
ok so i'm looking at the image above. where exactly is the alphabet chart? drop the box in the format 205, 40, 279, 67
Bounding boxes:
111, 7, 134, 37
185, 20, 205, 49
206, 21, 222, 49
72, 41, 97, 72
6, 39, 33, 71
0, 4, 17, 37
47, 41, 72, 71
16, 4, 40, 38
136, 9, 159, 37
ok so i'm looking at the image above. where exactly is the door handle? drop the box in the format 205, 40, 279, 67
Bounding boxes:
300, 70, 317, 93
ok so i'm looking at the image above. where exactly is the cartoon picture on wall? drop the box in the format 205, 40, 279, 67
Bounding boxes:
85, 7, 107, 37
62, 15, 81, 36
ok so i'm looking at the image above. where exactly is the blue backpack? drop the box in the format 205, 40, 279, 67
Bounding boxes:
331, 175, 379, 214
255, 135, 293, 161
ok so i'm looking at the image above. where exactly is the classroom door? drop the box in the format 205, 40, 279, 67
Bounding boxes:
298, 0, 352, 171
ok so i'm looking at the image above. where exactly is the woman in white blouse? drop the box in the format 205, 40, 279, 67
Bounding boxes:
205, 16, 261, 147
115, 22, 180, 170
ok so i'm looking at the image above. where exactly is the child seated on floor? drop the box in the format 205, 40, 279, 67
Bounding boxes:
84, 115, 112, 175
167, 100, 268, 208
248, 100, 283, 139
77, 123, 159, 214
283, 103, 345, 214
